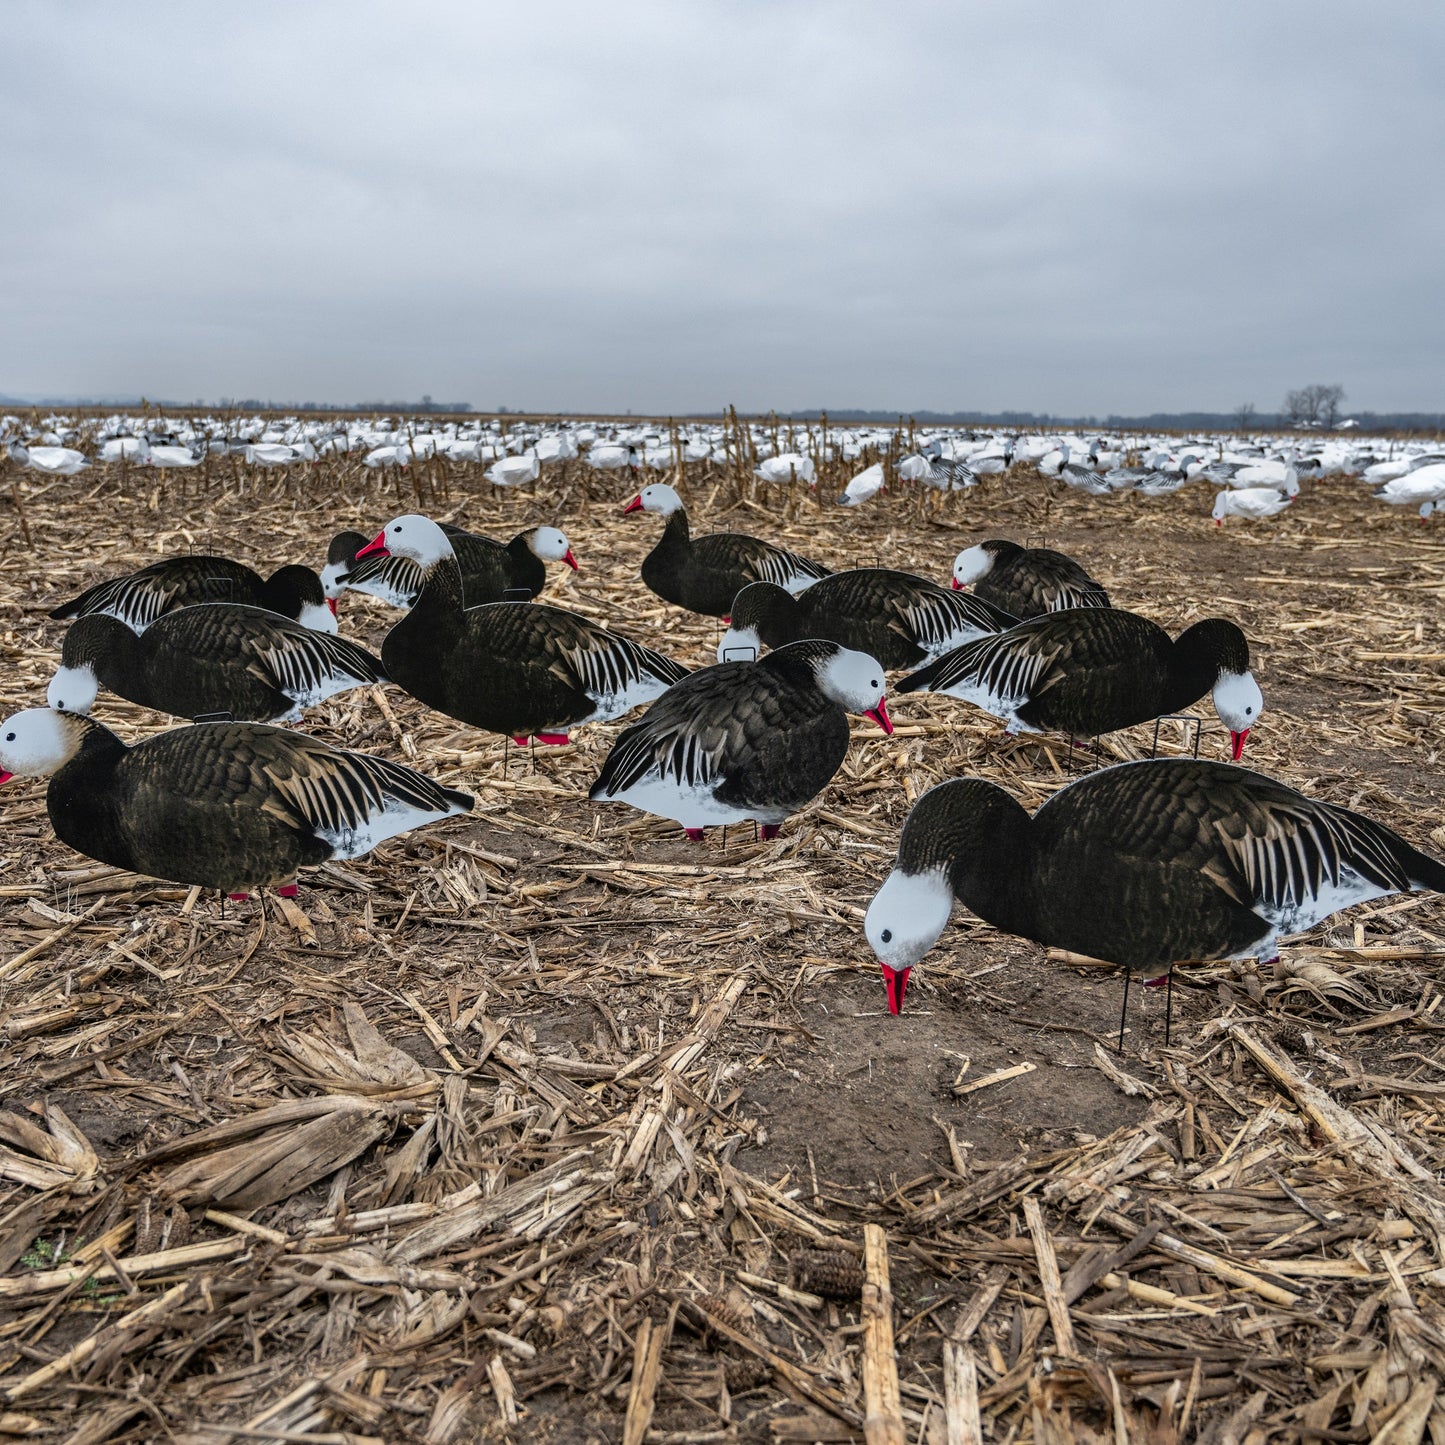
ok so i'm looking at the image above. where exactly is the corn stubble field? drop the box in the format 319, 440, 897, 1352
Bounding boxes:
1, 434, 1444, 1445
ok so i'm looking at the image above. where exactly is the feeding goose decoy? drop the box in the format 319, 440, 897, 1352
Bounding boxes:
47, 604, 387, 723
1212, 481, 1298, 524
717, 572, 1017, 671
51, 555, 337, 633
357, 514, 686, 746
624, 483, 829, 616
333, 523, 578, 609
950, 540, 1110, 618
864, 761, 1445, 1040
0, 708, 472, 899
897, 608, 1263, 758
589, 640, 892, 841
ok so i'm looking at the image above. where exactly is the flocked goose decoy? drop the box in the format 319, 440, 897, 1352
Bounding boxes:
50, 555, 337, 633
358, 514, 687, 746
717, 571, 1017, 671
334, 524, 578, 609
0, 708, 472, 899
864, 760, 1445, 1037
624, 483, 829, 616
897, 609, 1264, 758
589, 640, 892, 841
47, 604, 386, 723
950, 540, 1110, 618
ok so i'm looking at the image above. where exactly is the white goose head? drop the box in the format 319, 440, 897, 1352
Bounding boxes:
1212, 670, 1265, 760
814, 647, 892, 734
47, 663, 100, 715
864, 866, 955, 1014
0, 707, 88, 782
951, 543, 995, 590
622, 482, 683, 517
528, 525, 579, 570
358, 514, 456, 567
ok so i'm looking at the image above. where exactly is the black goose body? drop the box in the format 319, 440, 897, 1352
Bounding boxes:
0, 710, 472, 893
897, 609, 1263, 754
338, 524, 575, 609
719, 571, 1018, 670
366, 516, 687, 743
50, 555, 335, 633
49, 604, 387, 722
589, 641, 891, 835
866, 760, 1445, 1011
625, 483, 829, 616
952, 540, 1110, 618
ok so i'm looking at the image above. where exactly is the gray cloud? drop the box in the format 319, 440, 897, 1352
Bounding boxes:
2, 0, 1441, 414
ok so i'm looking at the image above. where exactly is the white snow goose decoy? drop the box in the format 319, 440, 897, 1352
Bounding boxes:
624, 483, 829, 617
589, 640, 892, 841
898, 609, 1263, 758
951, 540, 1110, 618
1373, 463, 1445, 522
0, 708, 471, 899
51, 555, 337, 633
1211, 482, 1298, 524
48, 604, 386, 723
865, 760, 1445, 1038
358, 514, 687, 746
333, 524, 577, 609
718, 572, 1017, 671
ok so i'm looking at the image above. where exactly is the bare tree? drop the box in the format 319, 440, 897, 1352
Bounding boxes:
1233, 402, 1256, 432
1283, 384, 1347, 428
1314, 384, 1346, 427
1285, 388, 1315, 426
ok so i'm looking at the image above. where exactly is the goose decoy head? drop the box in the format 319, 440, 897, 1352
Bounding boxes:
0, 707, 89, 783
322, 530, 369, 611
865, 866, 955, 1015
951, 542, 997, 590
623, 482, 682, 516
1212, 669, 1264, 760
813, 646, 892, 735
358, 514, 455, 567
528, 525, 579, 570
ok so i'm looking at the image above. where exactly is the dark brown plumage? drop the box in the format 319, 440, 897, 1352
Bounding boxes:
50, 604, 386, 722
0, 709, 472, 894
50, 555, 334, 632
720, 571, 1018, 670
951, 539, 1110, 618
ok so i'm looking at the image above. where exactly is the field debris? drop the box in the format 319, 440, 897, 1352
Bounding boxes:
0, 432, 1442, 1440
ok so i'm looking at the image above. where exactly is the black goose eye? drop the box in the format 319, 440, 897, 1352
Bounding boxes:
5, 732, 13, 741
881, 929, 893, 943
1245, 707, 1254, 715
871, 679, 879, 688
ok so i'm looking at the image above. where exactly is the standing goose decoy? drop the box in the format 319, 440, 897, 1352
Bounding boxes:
334, 523, 578, 610
950, 540, 1110, 618
897, 609, 1263, 759
717, 572, 1017, 671
51, 556, 337, 634
589, 641, 892, 841
47, 604, 387, 723
864, 762, 1445, 1035
624, 483, 829, 616
0, 708, 472, 899
358, 514, 687, 746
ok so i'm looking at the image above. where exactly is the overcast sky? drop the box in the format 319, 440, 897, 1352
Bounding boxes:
3, 1, 1441, 416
